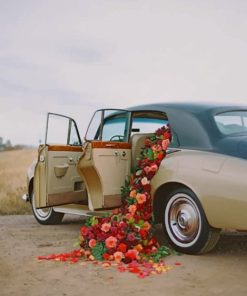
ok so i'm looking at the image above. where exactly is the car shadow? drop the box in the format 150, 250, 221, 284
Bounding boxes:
153, 224, 247, 255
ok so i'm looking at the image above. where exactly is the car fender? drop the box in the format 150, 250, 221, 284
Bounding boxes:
152, 150, 247, 230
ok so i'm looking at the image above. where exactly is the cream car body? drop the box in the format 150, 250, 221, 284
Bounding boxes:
24, 103, 247, 254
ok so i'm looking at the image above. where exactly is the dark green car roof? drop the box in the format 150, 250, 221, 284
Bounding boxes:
126, 102, 247, 152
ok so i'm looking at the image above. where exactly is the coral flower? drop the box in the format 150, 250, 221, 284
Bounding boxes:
101, 223, 111, 233
129, 190, 137, 198
141, 177, 150, 186
143, 221, 151, 231
125, 249, 139, 261
151, 144, 162, 152
80, 226, 88, 236
125, 213, 134, 220
105, 236, 118, 249
162, 139, 170, 150
113, 251, 124, 263
128, 204, 137, 215
136, 193, 147, 204
88, 239, 97, 248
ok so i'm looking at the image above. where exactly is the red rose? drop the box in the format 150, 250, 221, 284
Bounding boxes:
118, 243, 127, 253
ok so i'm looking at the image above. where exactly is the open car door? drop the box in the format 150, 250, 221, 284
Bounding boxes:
34, 113, 87, 208
77, 109, 131, 210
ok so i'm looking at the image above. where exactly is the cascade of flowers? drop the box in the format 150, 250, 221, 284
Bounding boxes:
38, 125, 180, 278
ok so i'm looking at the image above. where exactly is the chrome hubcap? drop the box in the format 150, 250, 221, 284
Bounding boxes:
32, 193, 52, 220
165, 193, 201, 247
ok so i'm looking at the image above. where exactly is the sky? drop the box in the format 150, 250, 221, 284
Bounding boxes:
1, 0, 247, 146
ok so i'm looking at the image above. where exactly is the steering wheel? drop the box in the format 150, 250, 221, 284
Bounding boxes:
109, 135, 124, 142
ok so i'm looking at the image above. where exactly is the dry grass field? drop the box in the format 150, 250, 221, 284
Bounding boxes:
0, 149, 37, 215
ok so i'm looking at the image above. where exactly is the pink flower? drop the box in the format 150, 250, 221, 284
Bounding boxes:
136, 193, 147, 204
101, 223, 111, 233
88, 239, 97, 248
128, 204, 137, 215
105, 236, 118, 249
162, 139, 170, 150
150, 164, 158, 172
127, 232, 136, 242
141, 177, 150, 186
113, 251, 124, 263
144, 166, 151, 174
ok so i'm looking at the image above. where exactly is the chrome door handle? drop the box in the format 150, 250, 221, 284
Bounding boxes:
68, 157, 75, 164
114, 151, 119, 156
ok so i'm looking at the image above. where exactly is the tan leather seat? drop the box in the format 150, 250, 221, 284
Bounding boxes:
130, 133, 154, 170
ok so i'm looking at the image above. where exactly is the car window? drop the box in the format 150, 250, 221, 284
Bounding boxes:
131, 111, 179, 148
85, 109, 130, 142
85, 110, 102, 140
101, 110, 129, 142
215, 111, 247, 135
46, 113, 81, 145
131, 112, 168, 135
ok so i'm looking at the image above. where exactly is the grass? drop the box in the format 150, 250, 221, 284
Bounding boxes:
0, 149, 37, 215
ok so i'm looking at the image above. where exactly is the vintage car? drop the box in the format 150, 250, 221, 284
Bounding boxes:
23, 102, 247, 254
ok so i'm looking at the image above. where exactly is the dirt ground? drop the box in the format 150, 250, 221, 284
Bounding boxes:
0, 215, 246, 296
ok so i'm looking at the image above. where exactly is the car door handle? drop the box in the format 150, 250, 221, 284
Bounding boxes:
114, 151, 119, 156
68, 157, 75, 165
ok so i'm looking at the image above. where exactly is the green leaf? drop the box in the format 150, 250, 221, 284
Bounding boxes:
144, 148, 154, 161
135, 170, 143, 176
152, 245, 172, 262
92, 243, 107, 261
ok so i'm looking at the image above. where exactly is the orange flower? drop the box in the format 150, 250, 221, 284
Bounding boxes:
88, 239, 97, 248
128, 204, 137, 215
134, 244, 143, 252
105, 236, 118, 249
129, 190, 137, 198
101, 223, 111, 233
136, 193, 147, 204
142, 221, 151, 231
113, 251, 124, 263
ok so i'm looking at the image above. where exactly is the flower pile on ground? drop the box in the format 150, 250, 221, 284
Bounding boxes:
38, 125, 181, 278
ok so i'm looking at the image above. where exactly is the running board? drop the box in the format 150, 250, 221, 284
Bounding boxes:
53, 204, 108, 217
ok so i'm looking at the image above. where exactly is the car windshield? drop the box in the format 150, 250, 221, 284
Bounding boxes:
215, 111, 247, 135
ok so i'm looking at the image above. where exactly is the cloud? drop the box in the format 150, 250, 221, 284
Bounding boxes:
1, 0, 247, 144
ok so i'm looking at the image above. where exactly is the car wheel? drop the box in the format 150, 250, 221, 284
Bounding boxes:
31, 191, 64, 225
162, 187, 220, 254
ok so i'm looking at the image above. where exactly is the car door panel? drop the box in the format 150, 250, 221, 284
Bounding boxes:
34, 113, 87, 209
77, 141, 131, 210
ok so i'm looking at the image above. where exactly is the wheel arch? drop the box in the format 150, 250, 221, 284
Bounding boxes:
28, 178, 34, 201
153, 182, 195, 223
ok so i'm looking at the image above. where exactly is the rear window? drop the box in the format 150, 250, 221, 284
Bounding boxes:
215, 111, 247, 135
131, 112, 168, 135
